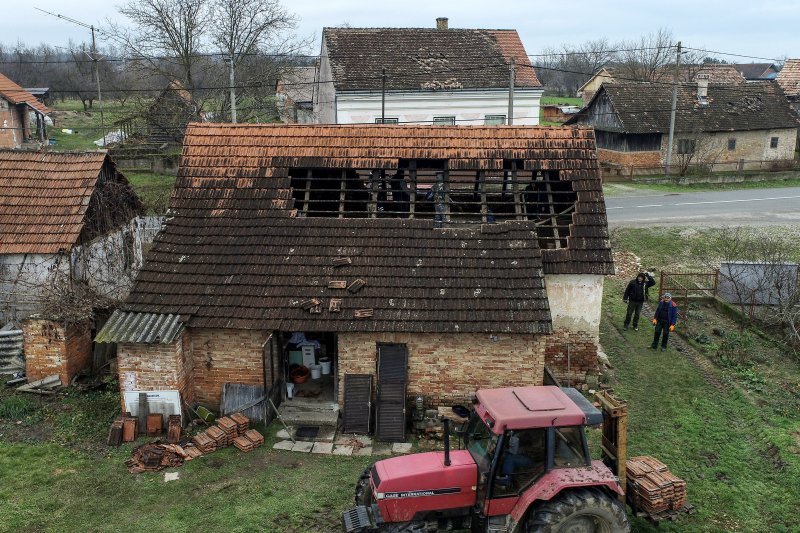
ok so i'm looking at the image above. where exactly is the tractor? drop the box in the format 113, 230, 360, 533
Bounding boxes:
342, 385, 630, 532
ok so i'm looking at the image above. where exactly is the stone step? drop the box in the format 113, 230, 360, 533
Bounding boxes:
278, 404, 340, 427
284, 398, 340, 412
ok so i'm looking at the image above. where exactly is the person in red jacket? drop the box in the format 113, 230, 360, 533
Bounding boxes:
651, 293, 679, 351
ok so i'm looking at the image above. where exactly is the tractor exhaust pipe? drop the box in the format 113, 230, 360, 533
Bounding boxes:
443, 418, 451, 466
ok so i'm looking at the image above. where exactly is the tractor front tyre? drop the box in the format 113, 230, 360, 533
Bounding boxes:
355, 465, 374, 506
525, 488, 630, 533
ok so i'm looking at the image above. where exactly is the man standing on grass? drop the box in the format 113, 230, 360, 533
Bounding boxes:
623, 272, 655, 330
651, 293, 678, 351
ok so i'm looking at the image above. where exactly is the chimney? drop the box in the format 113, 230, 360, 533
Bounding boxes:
696, 73, 710, 103
436, 17, 449, 30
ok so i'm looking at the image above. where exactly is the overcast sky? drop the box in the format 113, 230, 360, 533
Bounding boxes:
4, 0, 798, 61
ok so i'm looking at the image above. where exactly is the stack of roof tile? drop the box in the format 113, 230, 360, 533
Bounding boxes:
230, 412, 250, 434
217, 417, 238, 442
192, 431, 217, 453
206, 425, 229, 448
627, 456, 687, 514
244, 429, 264, 448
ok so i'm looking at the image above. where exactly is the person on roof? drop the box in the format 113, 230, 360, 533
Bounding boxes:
650, 293, 678, 352
623, 272, 655, 330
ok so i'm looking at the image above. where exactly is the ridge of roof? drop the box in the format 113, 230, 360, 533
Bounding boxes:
0, 72, 50, 115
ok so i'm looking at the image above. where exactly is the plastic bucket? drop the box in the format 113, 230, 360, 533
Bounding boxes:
286, 382, 295, 399
319, 357, 332, 375
310, 364, 322, 380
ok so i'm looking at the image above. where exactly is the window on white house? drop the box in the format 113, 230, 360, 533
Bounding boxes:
433, 116, 456, 125
375, 118, 399, 124
484, 115, 507, 125
770, 137, 779, 149
727, 138, 736, 151
677, 139, 696, 155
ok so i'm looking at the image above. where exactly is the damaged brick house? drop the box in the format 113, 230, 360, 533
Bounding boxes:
97, 124, 613, 420
0, 150, 143, 383
0, 72, 49, 148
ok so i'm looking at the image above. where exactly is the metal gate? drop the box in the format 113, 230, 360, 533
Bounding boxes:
343, 374, 372, 434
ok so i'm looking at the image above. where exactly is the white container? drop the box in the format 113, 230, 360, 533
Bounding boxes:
286, 382, 295, 399
309, 364, 322, 380
319, 357, 332, 375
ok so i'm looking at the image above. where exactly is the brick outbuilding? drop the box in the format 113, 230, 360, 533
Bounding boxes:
97, 124, 613, 416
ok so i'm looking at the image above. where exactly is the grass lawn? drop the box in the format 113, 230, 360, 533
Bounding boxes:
540, 96, 583, 107
604, 178, 800, 198
126, 172, 177, 214
49, 99, 135, 151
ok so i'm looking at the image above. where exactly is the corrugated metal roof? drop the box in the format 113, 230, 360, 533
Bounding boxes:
95, 310, 184, 344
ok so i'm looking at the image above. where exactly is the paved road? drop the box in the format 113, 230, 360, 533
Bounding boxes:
605, 186, 800, 226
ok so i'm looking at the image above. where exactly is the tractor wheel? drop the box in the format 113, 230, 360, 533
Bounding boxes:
355, 465, 374, 506
525, 488, 630, 533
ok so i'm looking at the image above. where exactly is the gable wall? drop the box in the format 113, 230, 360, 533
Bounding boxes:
0, 98, 24, 148
335, 89, 542, 126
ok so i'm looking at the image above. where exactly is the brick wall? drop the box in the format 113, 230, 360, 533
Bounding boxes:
598, 148, 662, 169
337, 332, 547, 407
117, 331, 193, 408
543, 330, 599, 390
190, 329, 268, 408
22, 318, 92, 385
0, 100, 23, 148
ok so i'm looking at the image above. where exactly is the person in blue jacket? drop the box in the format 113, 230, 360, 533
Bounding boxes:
650, 293, 678, 351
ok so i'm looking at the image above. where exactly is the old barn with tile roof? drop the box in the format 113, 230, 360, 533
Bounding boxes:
0, 150, 143, 323
0, 72, 50, 148
99, 124, 612, 428
567, 81, 799, 174
313, 18, 543, 126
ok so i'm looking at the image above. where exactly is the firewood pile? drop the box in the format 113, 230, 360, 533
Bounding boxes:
125, 442, 202, 473
627, 456, 687, 514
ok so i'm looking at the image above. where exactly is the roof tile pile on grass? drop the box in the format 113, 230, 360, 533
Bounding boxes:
123, 124, 612, 333
323, 28, 540, 91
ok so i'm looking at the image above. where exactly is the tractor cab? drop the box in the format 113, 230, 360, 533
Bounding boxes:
344, 386, 629, 533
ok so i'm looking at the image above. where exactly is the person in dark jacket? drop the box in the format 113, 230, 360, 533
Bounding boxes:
623, 272, 655, 330
651, 293, 679, 351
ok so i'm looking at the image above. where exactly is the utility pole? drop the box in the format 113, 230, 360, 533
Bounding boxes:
90, 26, 106, 147
508, 58, 515, 125
381, 67, 386, 123
665, 41, 682, 175
228, 55, 237, 123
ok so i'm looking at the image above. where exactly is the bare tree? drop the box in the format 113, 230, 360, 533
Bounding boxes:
672, 135, 723, 176
537, 38, 614, 96
115, 0, 210, 88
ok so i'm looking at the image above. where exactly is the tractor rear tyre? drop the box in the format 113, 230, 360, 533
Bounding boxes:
525, 487, 630, 533
355, 465, 374, 506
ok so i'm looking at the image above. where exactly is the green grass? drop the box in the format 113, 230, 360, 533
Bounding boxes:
541, 96, 583, 107
126, 172, 177, 214
604, 178, 800, 197
49, 99, 137, 151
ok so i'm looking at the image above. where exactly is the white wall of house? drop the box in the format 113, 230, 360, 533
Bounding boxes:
544, 274, 604, 336
0, 219, 146, 324
330, 89, 542, 126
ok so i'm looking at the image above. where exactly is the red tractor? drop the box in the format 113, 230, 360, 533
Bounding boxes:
343, 386, 630, 532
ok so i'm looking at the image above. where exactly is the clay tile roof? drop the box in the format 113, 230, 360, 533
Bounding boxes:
0, 72, 50, 115
777, 59, 800, 98
323, 27, 540, 91
122, 124, 610, 332
276, 66, 316, 104
0, 150, 110, 254
572, 81, 799, 134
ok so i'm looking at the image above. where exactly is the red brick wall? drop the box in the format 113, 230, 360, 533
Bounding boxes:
543, 331, 599, 391
598, 148, 662, 168
190, 329, 268, 408
23, 319, 92, 385
117, 331, 193, 408
338, 333, 547, 407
